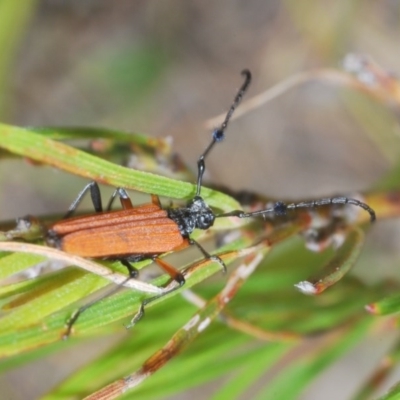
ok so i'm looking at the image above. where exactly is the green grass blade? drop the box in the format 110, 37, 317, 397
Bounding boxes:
0, 252, 46, 279
0, 123, 240, 212
378, 381, 400, 400
254, 317, 374, 400
210, 344, 289, 399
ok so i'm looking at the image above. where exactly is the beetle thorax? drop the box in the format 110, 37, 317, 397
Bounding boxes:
167, 196, 215, 237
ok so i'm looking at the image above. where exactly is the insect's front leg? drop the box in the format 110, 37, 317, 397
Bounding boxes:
63, 181, 103, 219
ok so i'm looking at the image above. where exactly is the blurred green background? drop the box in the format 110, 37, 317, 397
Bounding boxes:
1, 1, 400, 399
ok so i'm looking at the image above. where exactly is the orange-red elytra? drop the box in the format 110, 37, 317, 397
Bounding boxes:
50, 202, 185, 258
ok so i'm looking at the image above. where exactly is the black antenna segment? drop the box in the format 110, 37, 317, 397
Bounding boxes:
216, 197, 376, 222
195, 69, 252, 196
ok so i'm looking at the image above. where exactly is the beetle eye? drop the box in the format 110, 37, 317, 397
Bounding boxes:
197, 213, 215, 229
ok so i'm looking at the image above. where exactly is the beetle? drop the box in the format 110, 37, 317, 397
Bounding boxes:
46, 69, 376, 337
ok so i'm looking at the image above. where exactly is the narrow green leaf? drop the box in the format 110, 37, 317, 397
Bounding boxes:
0, 252, 46, 279
0, 269, 105, 333
46, 320, 292, 400
295, 227, 365, 294
0, 123, 240, 212
254, 317, 374, 400
378, 381, 400, 400
31, 127, 164, 145
366, 292, 400, 316
210, 344, 289, 399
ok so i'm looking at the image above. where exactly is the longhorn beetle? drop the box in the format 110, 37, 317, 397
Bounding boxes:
46, 70, 376, 337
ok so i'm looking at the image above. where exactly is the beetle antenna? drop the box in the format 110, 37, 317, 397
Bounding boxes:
195, 69, 252, 196
216, 197, 376, 222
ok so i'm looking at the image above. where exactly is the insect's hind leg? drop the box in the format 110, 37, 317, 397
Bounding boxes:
126, 240, 227, 328
106, 189, 162, 212
63, 257, 141, 339
126, 256, 185, 328
120, 258, 140, 279
63, 181, 103, 219
106, 187, 134, 211
62, 274, 134, 340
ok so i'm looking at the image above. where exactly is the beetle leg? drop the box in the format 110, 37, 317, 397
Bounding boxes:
63, 303, 90, 340
126, 292, 165, 329
127, 241, 227, 329
152, 257, 185, 285
151, 194, 162, 208
106, 189, 161, 212
120, 259, 139, 279
189, 238, 227, 273
63, 181, 103, 219
126, 257, 185, 329
106, 188, 134, 211
63, 256, 140, 338
63, 275, 132, 339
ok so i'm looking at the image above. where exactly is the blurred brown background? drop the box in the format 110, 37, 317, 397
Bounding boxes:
1, 1, 400, 399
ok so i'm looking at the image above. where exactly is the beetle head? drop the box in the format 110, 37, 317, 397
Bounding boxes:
187, 196, 215, 230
